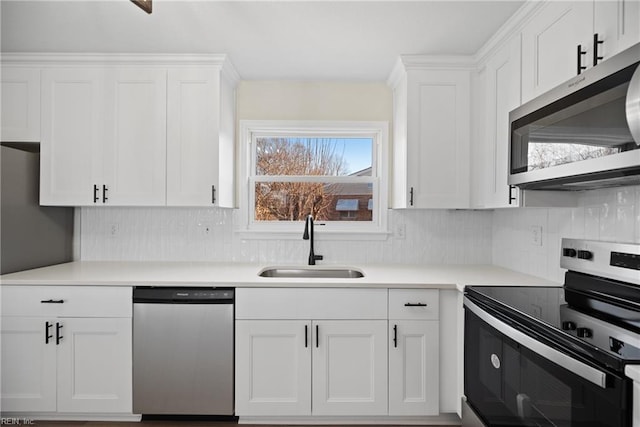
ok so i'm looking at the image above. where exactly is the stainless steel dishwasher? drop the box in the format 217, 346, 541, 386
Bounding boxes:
133, 287, 234, 415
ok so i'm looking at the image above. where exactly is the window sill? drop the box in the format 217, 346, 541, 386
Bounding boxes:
236, 229, 391, 241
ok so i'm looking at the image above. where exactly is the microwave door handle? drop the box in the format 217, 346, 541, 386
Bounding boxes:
626, 64, 640, 145
464, 298, 609, 389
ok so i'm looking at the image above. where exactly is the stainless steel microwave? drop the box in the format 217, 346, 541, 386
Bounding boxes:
509, 42, 640, 190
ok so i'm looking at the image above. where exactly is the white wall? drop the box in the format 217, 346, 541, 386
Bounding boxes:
492, 185, 640, 284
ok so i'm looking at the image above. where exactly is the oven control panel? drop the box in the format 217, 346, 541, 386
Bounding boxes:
610, 251, 640, 271
561, 239, 640, 286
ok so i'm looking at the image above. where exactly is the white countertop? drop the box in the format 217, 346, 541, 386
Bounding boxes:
0, 261, 559, 290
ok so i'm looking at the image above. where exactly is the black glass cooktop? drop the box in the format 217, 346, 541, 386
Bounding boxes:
465, 282, 640, 372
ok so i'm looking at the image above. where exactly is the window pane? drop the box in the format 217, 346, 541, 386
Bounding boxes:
255, 137, 373, 176
254, 181, 373, 222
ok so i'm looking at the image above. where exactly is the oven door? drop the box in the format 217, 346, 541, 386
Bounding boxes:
464, 299, 632, 427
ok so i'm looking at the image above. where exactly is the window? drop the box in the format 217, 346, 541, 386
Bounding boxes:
239, 121, 389, 237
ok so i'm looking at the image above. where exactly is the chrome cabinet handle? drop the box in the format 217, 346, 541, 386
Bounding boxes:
41, 299, 64, 304
93, 185, 100, 203
404, 302, 427, 307
103, 185, 108, 203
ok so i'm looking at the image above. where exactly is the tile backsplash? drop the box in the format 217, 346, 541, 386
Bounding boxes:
79, 208, 493, 265
78, 185, 640, 283
492, 185, 640, 283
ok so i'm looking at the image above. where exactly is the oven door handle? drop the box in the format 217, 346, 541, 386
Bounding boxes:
464, 297, 608, 389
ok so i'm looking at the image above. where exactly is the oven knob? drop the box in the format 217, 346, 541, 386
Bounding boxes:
563, 248, 577, 257
577, 327, 593, 338
577, 250, 593, 260
561, 321, 576, 331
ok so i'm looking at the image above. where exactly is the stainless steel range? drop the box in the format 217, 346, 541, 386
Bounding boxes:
463, 238, 640, 427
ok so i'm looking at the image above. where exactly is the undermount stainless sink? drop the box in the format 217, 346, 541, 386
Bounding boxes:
258, 267, 365, 279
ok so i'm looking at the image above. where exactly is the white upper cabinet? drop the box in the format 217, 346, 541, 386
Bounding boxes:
40, 68, 106, 206
40, 67, 166, 206
22, 54, 238, 207
521, 1, 594, 103
166, 65, 237, 207
476, 36, 522, 209
593, 0, 640, 58
522, 0, 640, 104
389, 59, 471, 209
1, 67, 41, 142
103, 68, 167, 206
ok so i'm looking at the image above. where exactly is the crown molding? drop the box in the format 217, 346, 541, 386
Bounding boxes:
0, 52, 239, 73
474, 0, 546, 66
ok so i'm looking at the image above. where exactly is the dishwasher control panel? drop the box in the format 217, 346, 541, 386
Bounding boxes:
133, 286, 234, 303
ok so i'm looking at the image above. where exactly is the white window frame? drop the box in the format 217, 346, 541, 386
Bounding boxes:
237, 120, 389, 239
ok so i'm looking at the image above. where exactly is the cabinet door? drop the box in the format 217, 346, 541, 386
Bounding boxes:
1, 68, 40, 142
56, 317, 132, 413
235, 320, 311, 416
594, 0, 640, 60
102, 68, 166, 205
388, 320, 439, 416
521, 1, 594, 103
312, 320, 388, 416
40, 68, 105, 205
0, 317, 57, 412
482, 36, 522, 209
166, 68, 220, 206
405, 69, 470, 208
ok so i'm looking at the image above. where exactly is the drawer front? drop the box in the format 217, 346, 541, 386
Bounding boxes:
389, 289, 439, 320
1, 286, 132, 317
236, 288, 387, 319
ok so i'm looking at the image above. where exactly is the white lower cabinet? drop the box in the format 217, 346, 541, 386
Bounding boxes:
235, 287, 440, 420
235, 320, 312, 416
0, 286, 133, 415
312, 320, 388, 416
388, 320, 439, 416
388, 289, 440, 416
235, 319, 388, 417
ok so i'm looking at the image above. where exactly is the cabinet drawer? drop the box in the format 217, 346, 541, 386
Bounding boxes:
236, 288, 387, 319
389, 289, 439, 320
1, 286, 132, 317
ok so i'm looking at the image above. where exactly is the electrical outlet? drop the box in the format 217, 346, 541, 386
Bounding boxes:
198, 222, 213, 236
394, 223, 406, 240
531, 225, 542, 246
107, 223, 119, 238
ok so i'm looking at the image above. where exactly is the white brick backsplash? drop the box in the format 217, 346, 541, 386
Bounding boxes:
78, 185, 639, 280
493, 185, 640, 282
79, 208, 493, 265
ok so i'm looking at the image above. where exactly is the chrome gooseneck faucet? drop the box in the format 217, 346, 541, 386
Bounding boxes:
302, 214, 323, 265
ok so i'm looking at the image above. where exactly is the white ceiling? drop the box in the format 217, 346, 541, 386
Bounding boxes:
0, 0, 525, 81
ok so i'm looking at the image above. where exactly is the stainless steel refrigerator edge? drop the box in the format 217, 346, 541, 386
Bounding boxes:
1, 145, 73, 274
